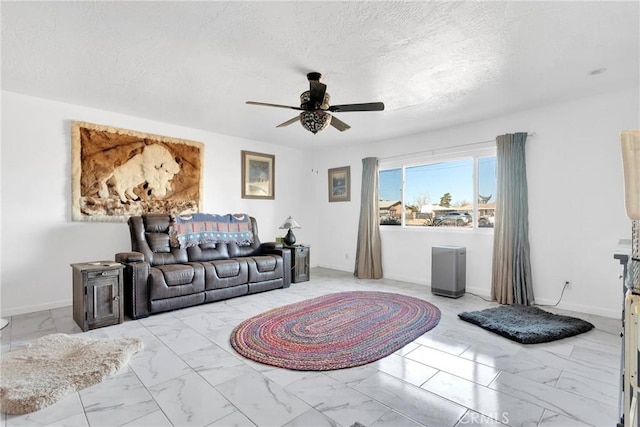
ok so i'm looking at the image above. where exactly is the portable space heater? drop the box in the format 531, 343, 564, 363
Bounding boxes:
431, 246, 466, 298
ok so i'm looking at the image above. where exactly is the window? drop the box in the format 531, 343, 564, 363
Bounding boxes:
379, 168, 402, 225
478, 156, 497, 228
405, 159, 473, 227
379, 150, 496, 228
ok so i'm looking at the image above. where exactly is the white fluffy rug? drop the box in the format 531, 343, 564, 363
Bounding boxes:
0, 333, 143, 415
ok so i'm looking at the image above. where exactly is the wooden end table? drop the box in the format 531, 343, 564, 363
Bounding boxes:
71, 261, 124, 331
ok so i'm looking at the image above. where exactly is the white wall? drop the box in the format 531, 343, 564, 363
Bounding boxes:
311, 88, 639, 318
1, 91, 315, 316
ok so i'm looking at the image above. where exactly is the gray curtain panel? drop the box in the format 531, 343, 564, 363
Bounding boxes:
354, 157, 383, 279
491, 132, 534, 305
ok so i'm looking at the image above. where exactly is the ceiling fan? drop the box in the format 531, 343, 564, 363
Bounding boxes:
246, 72, 384, 134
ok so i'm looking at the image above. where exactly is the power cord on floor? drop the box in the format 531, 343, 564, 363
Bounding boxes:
535, 281, 570, 308
465, 291, 494, 302
466, 281, 570, 307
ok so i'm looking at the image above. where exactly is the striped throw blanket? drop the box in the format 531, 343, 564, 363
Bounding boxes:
169, 213, 253, 249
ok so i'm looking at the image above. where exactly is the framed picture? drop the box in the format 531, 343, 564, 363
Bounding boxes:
71, 121, 203, 222
328, 166, 351, 202
241, 150, 275, 199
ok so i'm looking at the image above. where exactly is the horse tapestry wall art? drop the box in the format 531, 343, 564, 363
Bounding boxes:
71, 122, 204, 222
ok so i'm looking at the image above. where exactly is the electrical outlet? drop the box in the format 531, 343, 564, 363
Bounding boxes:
345, 253, 349, 260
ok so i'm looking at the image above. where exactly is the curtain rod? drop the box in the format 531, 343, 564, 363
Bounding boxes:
379, 132, 536, 161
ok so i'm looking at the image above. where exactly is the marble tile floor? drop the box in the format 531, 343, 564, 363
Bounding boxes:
0, 268, 623, 427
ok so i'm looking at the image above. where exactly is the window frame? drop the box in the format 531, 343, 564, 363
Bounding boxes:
378, 146, 496, 230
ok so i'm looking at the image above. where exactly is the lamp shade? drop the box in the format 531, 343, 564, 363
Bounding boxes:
621, 130, 640, 220
279, 216, 301, 230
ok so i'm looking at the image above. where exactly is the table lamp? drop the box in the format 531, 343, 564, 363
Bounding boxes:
621, 130, 640, 292
279, 216, 301, 246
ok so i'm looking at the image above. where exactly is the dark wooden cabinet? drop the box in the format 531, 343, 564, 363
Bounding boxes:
71, 261, 124, 331
287, 245, 310, 283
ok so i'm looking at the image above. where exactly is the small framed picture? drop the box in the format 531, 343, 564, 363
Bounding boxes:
241, 150, 275, 199
328, 166, 350, 202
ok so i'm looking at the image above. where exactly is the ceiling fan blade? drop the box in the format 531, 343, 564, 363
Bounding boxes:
328, 102, 385, 113
246, 101, 303, 111
276, 116, 300, 128
309, 81, 327, 105
329, 115, 351, 132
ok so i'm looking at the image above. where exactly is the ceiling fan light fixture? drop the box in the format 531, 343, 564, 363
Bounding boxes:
300, 111, 332, 134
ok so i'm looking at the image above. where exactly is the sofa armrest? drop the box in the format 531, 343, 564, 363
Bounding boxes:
116, 251, 145, 263
260, 245, 292, 288
261, 242, 284, 250
115, 251, 150, 319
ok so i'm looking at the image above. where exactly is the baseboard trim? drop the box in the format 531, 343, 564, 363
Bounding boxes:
1, 299, 72, 317
532, 297, 619, 319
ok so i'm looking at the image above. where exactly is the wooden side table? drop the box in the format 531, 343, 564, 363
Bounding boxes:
71, 261, 124, 331
286, 245, 310, 283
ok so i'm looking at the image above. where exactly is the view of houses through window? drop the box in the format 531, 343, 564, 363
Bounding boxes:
379, 154, 496, 228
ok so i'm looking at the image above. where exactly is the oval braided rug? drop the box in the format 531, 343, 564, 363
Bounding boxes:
230, 291, 440, 370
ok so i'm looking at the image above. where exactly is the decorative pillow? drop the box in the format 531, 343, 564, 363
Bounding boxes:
169, 213, 253, 249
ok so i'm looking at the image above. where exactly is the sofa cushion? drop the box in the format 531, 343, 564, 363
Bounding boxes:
201, 259, 249, 290
148, 263, 205, 300
246, 255, 283, 283
145, 215, 172, 253
146, 232, 171, 253
187, 242, 230, 262
129, 215, 188, 266
144, 215, 172, 232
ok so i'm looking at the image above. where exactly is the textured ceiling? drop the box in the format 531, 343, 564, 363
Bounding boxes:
2, 1, 639, 148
